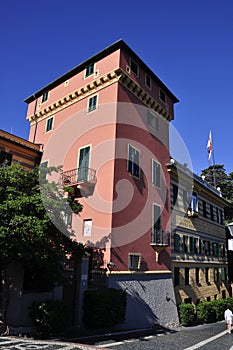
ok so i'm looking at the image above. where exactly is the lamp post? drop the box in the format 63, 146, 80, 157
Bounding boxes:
107, 261, 115, 273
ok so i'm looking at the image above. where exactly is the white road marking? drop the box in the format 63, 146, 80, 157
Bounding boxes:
97, 339, 137, 348
183, 329, 228, 350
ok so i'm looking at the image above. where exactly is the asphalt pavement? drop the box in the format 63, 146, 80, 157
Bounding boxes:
1, 321, 233, 350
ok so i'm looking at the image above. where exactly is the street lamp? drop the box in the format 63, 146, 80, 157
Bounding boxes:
107, 261, 115, 272
227, 222, 233, 237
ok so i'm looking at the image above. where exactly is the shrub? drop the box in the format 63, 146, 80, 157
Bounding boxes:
83, 288, 127, 329
212, 299, 227, 321
30, 300, 67, 338
179, 303, 195, 326
196, 301, 216, 324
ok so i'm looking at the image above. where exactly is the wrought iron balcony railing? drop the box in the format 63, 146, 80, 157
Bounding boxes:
151, 230, 170, 246
61, 167, 96, 186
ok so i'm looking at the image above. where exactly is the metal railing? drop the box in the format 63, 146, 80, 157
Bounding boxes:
61, 167, 96, 186
151, 230, 170, 246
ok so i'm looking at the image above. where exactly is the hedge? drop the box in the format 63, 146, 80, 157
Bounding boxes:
179, 297, 233, 326
30, 300, 68, 338
83, 288, 127, 329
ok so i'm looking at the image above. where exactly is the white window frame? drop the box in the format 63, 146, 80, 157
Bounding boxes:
145, 74, 151, 89
45, 116, 54, 133
152, 203, 162, 232
152, 159, 161, 188
83, 219, 92, 237
41, 91, 49, 103
128, 253, 141, 271
85, 63, 95, 78
190, 192, 198, 212
130, 58, 139, 77
87, 94, 98, 113
77, 144, 92, 181
159, 88, 167, 103
147, 110, 159, 131
127, 144, 140, 178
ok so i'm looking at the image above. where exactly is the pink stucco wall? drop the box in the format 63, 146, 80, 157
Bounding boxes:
26, 45, 173, 272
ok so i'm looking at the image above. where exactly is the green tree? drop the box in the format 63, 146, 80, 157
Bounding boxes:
201, 165, 232, 200
201, 164, 233, 222
0, 163, 84, 331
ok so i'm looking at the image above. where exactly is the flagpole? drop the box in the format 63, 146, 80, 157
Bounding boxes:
207, 129, 217, 188
212, 148, 217, 188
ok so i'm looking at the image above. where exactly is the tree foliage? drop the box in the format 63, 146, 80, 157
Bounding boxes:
0, 163, 84, 268
201, 165, 233, 201
201, 164, 233, 222
0, 163, 84, 329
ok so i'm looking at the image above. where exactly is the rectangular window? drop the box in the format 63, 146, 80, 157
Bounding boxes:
0, 151, 12, 166
46, 117, 54, 132
87, 95, 97, 113
78, 146, 90, 181
216, 208, 222, 224
42, 91, 49, 103
220, 210, 224, 225
83, 219, 92, 237
202, 200, 208, 218
220, 244, 226, 257
190, 192, 198, 212
194, 238, 198, 254
198, 239, 202, 254
152, 160, 161, 187
145, 74, 151, 88
85, 63, 95, 78
210, 204, 214, 221
185, 267, 189, 285
128, 253, 141, 271
190, 237, 195, 254
196, 267, 200, 284
214, 268, 219, 282
153, 204, 161, 232
130, 59, 138, 76
174, 267, 180, 286
183, 235, 188, 253
128, 145, 140, 178
174, 233, 180, 252
159, 89, 166, 103
206, 268, 210, 283
172, 184, 178, 206
147, 110, 159, 131
221, 267, 227, 281
204, 241, 211, 256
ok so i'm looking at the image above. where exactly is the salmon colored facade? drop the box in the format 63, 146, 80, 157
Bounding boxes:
0, 129, 42, 169
25, 40, 180, 328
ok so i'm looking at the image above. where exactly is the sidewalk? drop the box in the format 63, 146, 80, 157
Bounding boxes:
63, 324, 178, 345
0, 324, 176, 349
0, 336, 112, 349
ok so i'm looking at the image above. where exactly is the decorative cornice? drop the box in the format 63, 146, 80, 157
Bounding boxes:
106, 270, 171, 275
27, 67, 174, 124
119, 71, 174, 122
27, 68, 122, 124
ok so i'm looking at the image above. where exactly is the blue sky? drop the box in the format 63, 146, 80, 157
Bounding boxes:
1, 0, 232, 175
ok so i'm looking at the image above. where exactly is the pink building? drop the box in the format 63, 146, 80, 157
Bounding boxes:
25, 40, 179, 328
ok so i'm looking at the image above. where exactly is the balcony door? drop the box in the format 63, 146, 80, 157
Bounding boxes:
78, 146, 90, 181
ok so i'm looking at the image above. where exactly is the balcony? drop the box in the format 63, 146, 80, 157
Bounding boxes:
187, 208, 199, 218
61, 167, 96, 196
150, 230, 170, 261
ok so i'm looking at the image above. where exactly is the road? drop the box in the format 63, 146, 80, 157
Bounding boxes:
94, 321, 233, 350
0, 322, 232, 350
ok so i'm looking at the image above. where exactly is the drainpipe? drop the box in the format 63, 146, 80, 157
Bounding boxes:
32, 95, 38, 143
